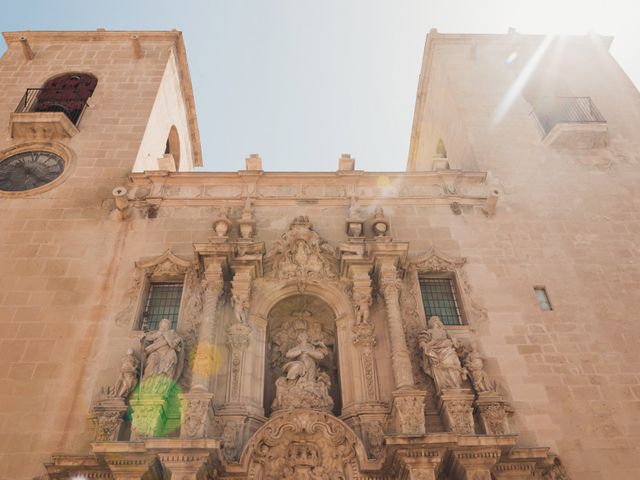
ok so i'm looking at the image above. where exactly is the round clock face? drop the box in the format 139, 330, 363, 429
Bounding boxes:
0, 151, 65, 192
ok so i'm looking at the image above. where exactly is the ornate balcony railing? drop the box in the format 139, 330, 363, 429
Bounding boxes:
14, 87, 89, 126
531, 96, 606, 137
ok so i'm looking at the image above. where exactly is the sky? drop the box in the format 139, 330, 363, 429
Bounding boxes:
1, 0, 639, 172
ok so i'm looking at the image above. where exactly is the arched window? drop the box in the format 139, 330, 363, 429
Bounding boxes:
164, 125, 181, 171
35, 73, 97, 125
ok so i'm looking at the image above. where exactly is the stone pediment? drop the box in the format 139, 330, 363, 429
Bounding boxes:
264, 216, 339, 291
135, 249, 196, 280
406, 247, 466, 272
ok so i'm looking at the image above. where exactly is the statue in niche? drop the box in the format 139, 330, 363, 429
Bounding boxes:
272, 329, 334, 413
141, 318, 184, 392
109, 348, 140, 399
462, 345, 495, 394
418, 316, 466, 391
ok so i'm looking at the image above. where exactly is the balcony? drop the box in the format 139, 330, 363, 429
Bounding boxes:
10, 88, 89, 140
531, 96, 608, 148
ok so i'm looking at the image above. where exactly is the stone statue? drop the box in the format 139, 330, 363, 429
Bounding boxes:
348, 196, 362, 220
141, 318, 184, 391
463, 346, 495, 393
272, 331, 334, 412
110, 348, 139, 399
353, 291, 371, 326
418, 316, 466, 391
232, 292, 249, 325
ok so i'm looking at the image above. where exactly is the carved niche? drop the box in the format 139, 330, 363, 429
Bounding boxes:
245, 409, 361, 480
401, 249, 487, 382
265, 216, 339, 292
266, 295, 340, 416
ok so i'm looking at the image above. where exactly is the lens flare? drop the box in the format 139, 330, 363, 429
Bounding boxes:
190, 341, 223, 377
492, 35, 554, 127
129, 376, 182, 438
376, 175, 390, 188
505, 51, 518, 64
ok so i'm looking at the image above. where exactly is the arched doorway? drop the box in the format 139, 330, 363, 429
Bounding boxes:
35, 73, 98, 124
264, 294, 341, 417
243, 409, 364, 480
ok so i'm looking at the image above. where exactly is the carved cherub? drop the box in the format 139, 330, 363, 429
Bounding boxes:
463, 346, 495, 394
110, 348, 139, 399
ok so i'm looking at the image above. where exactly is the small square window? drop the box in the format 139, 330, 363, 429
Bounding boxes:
140, 282, 183, 331
419, 276, 464, 326
534, 286, 552, 311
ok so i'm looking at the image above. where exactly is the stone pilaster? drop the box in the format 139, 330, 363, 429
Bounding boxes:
379, 265, 415, 389
352, 323, 381, 402
225, 322, 252, 404
475, 392, 512, 435
91, 397, 128, 442
449, 449, 501, 480
439, 389, 475, 434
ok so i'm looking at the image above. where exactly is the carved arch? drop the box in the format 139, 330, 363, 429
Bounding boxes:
135, 249, 197, 281
244, 279, 360, 417
240, 409, 368, 479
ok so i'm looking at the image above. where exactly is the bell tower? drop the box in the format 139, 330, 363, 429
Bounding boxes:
0, 30, 202, 479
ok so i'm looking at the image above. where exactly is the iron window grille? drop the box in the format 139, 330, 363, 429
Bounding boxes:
141, 282, 183, 331
419, 276, 463, 326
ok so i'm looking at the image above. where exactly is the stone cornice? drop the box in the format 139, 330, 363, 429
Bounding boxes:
128, 169, 490, 207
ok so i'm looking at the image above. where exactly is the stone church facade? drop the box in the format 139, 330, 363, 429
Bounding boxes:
0, 29, 639, 480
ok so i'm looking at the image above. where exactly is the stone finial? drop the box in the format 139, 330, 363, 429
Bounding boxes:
212, 206, 232, 240
338, 154, 355, 171
346, 196, 365, 239
371, 206, 390, 239
238, 197, 256, 240
245, 153, 263, 171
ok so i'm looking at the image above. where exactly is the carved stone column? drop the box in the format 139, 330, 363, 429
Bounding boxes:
379, 268, 415, 389
91, 397, 128, 441
439, 389, 475, 434
449, 449, 501, 480
191, 259, 224, 391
